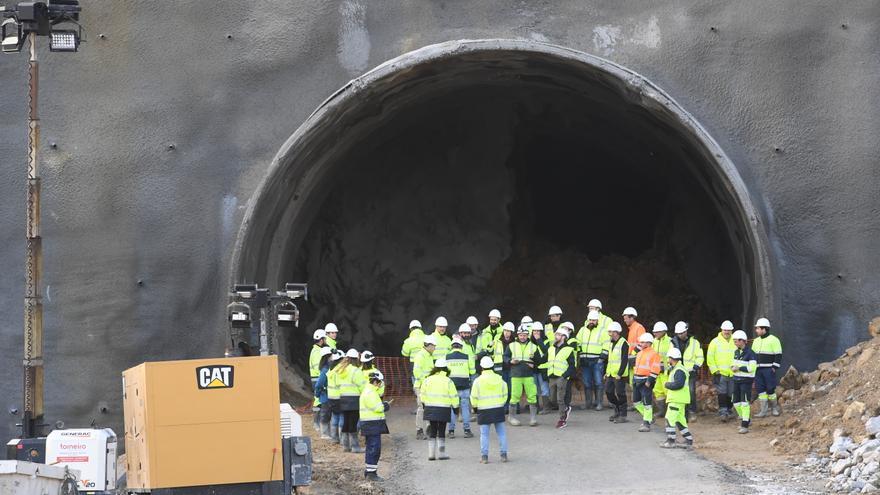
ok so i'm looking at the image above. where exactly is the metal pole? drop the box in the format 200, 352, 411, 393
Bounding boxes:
23, 32, 44, 438
259, 307, 269, 356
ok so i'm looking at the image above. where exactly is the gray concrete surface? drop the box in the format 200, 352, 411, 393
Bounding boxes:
385, 408, 751, 494
0, 1, 879, 445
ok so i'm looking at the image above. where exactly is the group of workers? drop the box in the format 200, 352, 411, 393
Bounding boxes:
308, 299, 783, 480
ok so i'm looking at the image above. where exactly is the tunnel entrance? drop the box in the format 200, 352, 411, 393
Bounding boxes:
231, 40, 773, 387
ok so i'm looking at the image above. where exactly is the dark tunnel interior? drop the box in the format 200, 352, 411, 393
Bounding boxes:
280, 77, 746, 365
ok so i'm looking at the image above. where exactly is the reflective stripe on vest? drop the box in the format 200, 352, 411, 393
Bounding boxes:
359, 384, 385, 420
327, 368, 340, 399
420, 373, 457, 407
510, 341, 536, 362
666, 364, 691, 404
707, 334, 737, 376
752, 334, 783, 367
337, 366, 365, 397
547, 345, 574, 376
471, 371, 507, 410
446, 355, 471, 379
578, 315, 611, 356
309, 345, 322, 378
634, 347, 661, 377
605, 338, 628, 377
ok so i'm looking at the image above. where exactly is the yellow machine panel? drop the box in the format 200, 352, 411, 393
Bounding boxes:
122, 356, 283, 489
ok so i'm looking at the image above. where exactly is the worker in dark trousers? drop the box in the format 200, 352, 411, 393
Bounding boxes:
731, 330, 758, 434
313, 346, 334, 439
604, 322, 630, 424
360, 371, 390, 482
752, 318, 783, 417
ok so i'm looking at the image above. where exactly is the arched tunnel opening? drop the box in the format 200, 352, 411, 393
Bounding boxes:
231, 41, 772, 397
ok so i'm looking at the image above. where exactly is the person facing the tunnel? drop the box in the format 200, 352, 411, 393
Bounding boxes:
400, 320, 425, 371
477, 309, 503, 360
671, 321, 704, 419
543, 323, 577, 428
605, 321, 630, 424
622, 307, 646, 369
325, 322, 339, 349
432, 317, 452, 361
420, 358, 459, 461
447, 330, 476, 439
660, 347, 694, 449
508, 323, 541, 427
338, 348, 367, 453
651, 321, 673, 419
731, 330, 757, 434
313, 346, 334, 439
633, 332, 661, 431
360, 370, 390, 482
309, 328, 327, 431
327, 349, 346, 444
471, 355, 509, 464
413, 335, 437, 440
707, 320, 737, 422
531, 321, 551, 412
545, 305, 564, 339
494, 321, 516, 407
752, 318, 783, 418
575, 309, 610, 411
360, 351, 384, 396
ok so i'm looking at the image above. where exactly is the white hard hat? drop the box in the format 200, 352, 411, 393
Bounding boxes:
480, 356, 495, 369
320, 346, 333, 357
622, 307, 638, 317
531, 321, 544, 331
732, 330, 749, 341
548, 305, 563, 316
520, 315, 533, 325
313, 329, 326, 340
503, 321, 516, 332
423, 335, 437, 346
674, 321, 688, 334
368, 370, 384, 382
466, 316, 479, 326
488, 309, 501, 319
325, 322, 339, 334
587, 310, 600, 321
755, 318, 771, 328
652, 321, 668, 333
608, 322, 623, 333
517, 326, 529, 335
639, 332, 654, 343
451, 334, 464, 345
667, 347, 682, 360
588, 299, 603, 309
409, 319, 422, 329
560, 321, 575, 331
346, 348, 359, 359
720, 320, 734, 331
555, 327, 570, 338
360, 350, 375, 362
331, 349, 345, 361
435, 316, 448, 327
434, 358, 448, 368
458, 323, 470, 334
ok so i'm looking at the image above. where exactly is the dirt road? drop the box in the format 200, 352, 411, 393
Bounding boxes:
381, 407, 815, 494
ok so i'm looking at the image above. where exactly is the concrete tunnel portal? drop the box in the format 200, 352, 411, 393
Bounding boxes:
231, 40, 774, 385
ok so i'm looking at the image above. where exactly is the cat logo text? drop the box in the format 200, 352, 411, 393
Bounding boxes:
196, 365, 235, 390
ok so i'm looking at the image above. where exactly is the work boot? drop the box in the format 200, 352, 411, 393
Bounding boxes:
365, 471, 384, 482
676, 440, 694, 450
738, 426, 749, 434
638, 421, 651, 432
349, 433, 364, 454
448, 430, 455, 439
464, 429, 474, 438
529, 404, 538, 426
320, 422, 331, 440
614, 415, 629, 424
428, 438, 437, 460
660, 439, 676, 449
438, 438, 449, 460
539, 397, 553, 415
416, 428, 425, 440
770, 399, 781, 416
480, 455, 489, 464
754, 399, 769, 418
342, 431, 351, 452
593, 388, 604, 411
330, 425, 340, 444
501, 453, 509, 463
609, 408, 619, 422
509, 406, 521, 426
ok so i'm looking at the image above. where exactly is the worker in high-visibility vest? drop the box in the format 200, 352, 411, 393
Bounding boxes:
531, 321, 551, 412
752, 317, 783, 418
604, 321, 630, 424
731, 330, 758, 434
660, 347, 694, 449
477, 309, 503, 360
360, 370, 390, 482
431, 317, 452, 361
360, 350, 384, 397
325, 322, 339, 349
309, 329, 327, 431
458, 323, 478, 364
651, 321, 673, 418
544, 305, 564, 339
420, 358, 459, 460
622, 307, 645, 413
412, 335, 437, 440
338, 349, 367, 453
576, 302, 612, 411
543, 324, 577, 428
672, 321, 704, 419
313, 346, 334, 439
508, 324, 540, 427
326, 349, 345, 444
400, 320, 425, 365
706, 320, 737, 422
632, 332, 662, 431
447, 330, 476, 438
493, 322, 516, 406
471, 355, 509, 464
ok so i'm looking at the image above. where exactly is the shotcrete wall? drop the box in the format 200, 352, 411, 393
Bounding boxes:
0, 1, 878, 445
